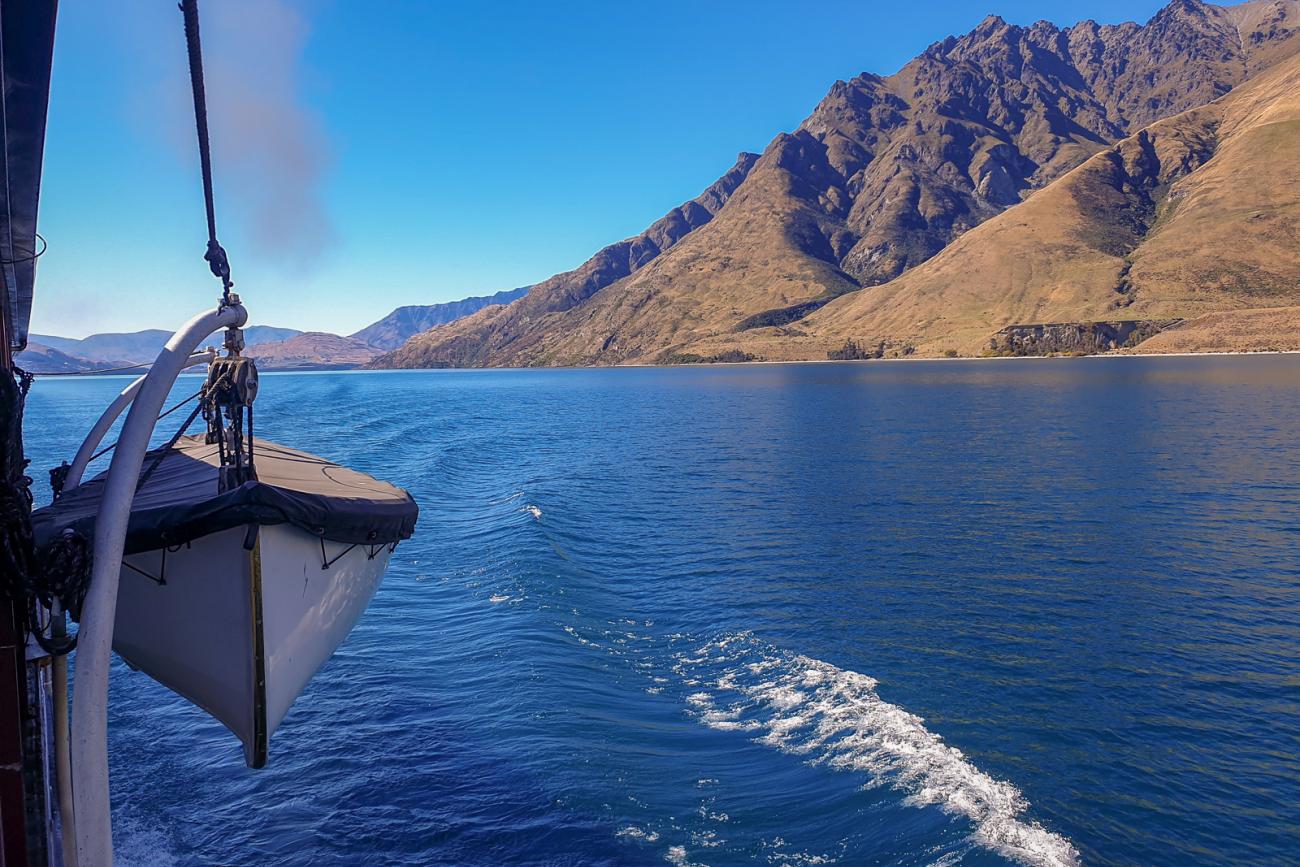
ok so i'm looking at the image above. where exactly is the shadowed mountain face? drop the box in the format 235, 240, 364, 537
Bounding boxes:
349, 286, 529, 350
376, 0, 1300, 368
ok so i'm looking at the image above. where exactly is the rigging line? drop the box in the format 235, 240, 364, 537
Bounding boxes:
136, 402, 204, 492
84, 390, 204, 467
179, 0, 234, 302
121, 558, 165, 587
137, 368, 230, 491
318, 538, 358, 570
158, 388, 204, 421
36, 351, 216, 377
37, 360, 156, 377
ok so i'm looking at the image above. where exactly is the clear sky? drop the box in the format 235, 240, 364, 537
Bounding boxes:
33, 0, 1169, 338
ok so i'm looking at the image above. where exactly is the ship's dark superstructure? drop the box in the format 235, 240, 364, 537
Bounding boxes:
0, 0, 61, 862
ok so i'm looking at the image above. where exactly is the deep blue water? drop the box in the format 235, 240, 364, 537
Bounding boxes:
23, 356, 1300, 866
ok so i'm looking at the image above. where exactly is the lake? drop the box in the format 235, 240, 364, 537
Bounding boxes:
23, 356, 1300, 866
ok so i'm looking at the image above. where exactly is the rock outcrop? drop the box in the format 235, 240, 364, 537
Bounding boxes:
987, 320, 1183, 355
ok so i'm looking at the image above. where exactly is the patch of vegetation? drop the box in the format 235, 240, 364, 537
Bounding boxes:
827, 339, 885, 360
943, 349, 959, 358
662, 349, 757, 365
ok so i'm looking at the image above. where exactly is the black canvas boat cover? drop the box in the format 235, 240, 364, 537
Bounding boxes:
32, 435, 418, 555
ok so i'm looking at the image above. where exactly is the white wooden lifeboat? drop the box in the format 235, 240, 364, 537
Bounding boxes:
33, 435, 417, 767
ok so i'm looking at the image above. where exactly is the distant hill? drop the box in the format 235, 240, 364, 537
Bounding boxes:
246, 332, 381, 370
349, 286, 529, 350
29, 329, 173, 363
27, 325, 301, 366
14, 342, 112, 374
243, 286, 534, 368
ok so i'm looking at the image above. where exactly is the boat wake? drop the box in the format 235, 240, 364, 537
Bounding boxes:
671, 633, 1081, 867
478, 524, 1079, 866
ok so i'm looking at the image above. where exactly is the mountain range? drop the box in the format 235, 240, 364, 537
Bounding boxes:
375, 0, 1300, 367
17, 287, 531, 372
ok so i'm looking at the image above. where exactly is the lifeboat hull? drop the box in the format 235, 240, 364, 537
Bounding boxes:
113, 522, 392, 767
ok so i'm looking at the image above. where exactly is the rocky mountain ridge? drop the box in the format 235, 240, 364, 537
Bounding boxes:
375, 0, 1300, 368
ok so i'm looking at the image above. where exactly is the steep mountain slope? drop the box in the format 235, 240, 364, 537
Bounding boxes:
761, 46, 1300, 357
350, 286, 529, 349
376, 0, 1300, 368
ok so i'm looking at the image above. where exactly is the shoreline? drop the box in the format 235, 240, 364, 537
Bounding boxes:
350, 347, 1300, 374
31, 348, 1300, 380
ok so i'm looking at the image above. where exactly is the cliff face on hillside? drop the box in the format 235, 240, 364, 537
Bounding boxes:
376, 0, 1300, 368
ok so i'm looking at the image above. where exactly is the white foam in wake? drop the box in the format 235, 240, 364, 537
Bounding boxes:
112, 813, 179, 867
675, 634, 1080, 867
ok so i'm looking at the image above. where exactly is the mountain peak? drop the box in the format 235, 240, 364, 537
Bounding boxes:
1156, 0, 1211, 17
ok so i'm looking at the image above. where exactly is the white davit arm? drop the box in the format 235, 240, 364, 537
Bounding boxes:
72, 301, 246, 866
63, 348, 218, 492
55, 345, 216, 867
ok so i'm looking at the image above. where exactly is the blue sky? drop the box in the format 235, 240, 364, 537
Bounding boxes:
34, 0, 1169, 338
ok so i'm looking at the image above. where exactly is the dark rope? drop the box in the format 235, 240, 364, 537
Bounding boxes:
246, 403, 256, 479
29, 530, 91, 651
0, 370, 36, 605
159, 387, 204, 421
136, 369, 228, 491
136, 400, 205, 492
70, 388, 207, 475
38, 359, 156, 377
179, 0, 234, 304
